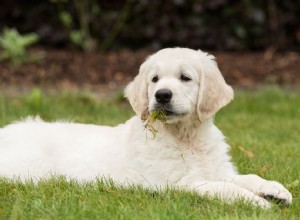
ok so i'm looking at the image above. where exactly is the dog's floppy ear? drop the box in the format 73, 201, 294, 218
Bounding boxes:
196, 53, 234, 122
124, 63, 148, 120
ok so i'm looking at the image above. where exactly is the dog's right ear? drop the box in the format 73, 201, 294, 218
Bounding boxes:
124, 64, 148, 120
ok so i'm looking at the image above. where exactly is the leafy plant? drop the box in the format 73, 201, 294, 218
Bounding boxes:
51, 0, 98, 51
144, 110, 167, 137
149, 110, 167, 122
25, 88, 44, 113
50, 0, 132, 51
0, 28, 40, 66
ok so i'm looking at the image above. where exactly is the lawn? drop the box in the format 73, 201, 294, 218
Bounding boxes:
0, 87, 299, 219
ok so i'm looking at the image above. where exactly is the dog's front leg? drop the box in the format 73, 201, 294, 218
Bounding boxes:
230, 174, 292, 206
185, 181, 271, 208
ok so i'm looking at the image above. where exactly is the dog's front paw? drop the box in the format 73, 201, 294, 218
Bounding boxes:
258, 181, 292, 206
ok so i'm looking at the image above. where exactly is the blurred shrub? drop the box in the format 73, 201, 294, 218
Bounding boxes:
0, 28, 40, 66
50, 0, 98, 51
25, 88, 44, 114
0, 0, 298, 51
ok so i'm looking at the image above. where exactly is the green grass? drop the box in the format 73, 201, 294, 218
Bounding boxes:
0, 87, 299, 219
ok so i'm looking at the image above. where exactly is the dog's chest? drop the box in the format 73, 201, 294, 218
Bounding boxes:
129, 136, 218, 185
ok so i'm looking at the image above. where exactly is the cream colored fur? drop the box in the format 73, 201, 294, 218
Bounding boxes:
0, 48, 292, 208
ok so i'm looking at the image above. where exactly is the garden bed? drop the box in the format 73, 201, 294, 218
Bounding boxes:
0, 48, 299, 90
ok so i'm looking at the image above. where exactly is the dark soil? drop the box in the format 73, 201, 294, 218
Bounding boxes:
0, 48, 299, 91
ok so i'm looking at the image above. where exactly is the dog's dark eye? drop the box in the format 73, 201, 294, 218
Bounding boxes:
180, 74, 191, 82
152, 75, 159, 83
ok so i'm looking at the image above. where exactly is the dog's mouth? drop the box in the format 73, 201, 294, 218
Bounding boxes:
156, 109, 174, 116
151, 104, 186, 118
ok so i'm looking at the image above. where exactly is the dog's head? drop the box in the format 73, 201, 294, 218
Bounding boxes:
125, 48, 233, 123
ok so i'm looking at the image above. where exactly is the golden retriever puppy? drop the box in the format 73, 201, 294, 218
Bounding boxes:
0, 48, 292, 208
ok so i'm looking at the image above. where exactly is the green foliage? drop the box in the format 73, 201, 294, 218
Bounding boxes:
1, 1, 299, 50
0, 87, 299, 219
25, 88, 44, 114
49, 0, 132, 51
50, 0, 99, 51
58, 9, 89, 50
69, 30, 86, 48
144, 110, 167, 137
59, 11, 73, 28
149, 110, 167, 122
0, 28, 40, 66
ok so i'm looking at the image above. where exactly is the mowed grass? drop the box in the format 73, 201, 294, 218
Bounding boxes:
0, 87, 299, 219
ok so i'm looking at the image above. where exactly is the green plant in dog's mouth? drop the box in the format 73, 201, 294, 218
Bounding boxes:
149, 110, 167, 122
144, 110, 167, 136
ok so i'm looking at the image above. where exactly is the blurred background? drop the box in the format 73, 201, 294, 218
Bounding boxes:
0, 0, 299, 91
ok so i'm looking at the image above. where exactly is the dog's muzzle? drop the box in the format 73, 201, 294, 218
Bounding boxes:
153, 89, 175, 116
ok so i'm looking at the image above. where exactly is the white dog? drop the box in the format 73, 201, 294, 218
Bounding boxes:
0, 48, 292, 208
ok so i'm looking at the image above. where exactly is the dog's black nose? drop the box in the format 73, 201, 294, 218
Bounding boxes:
155, 89, 173, 104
